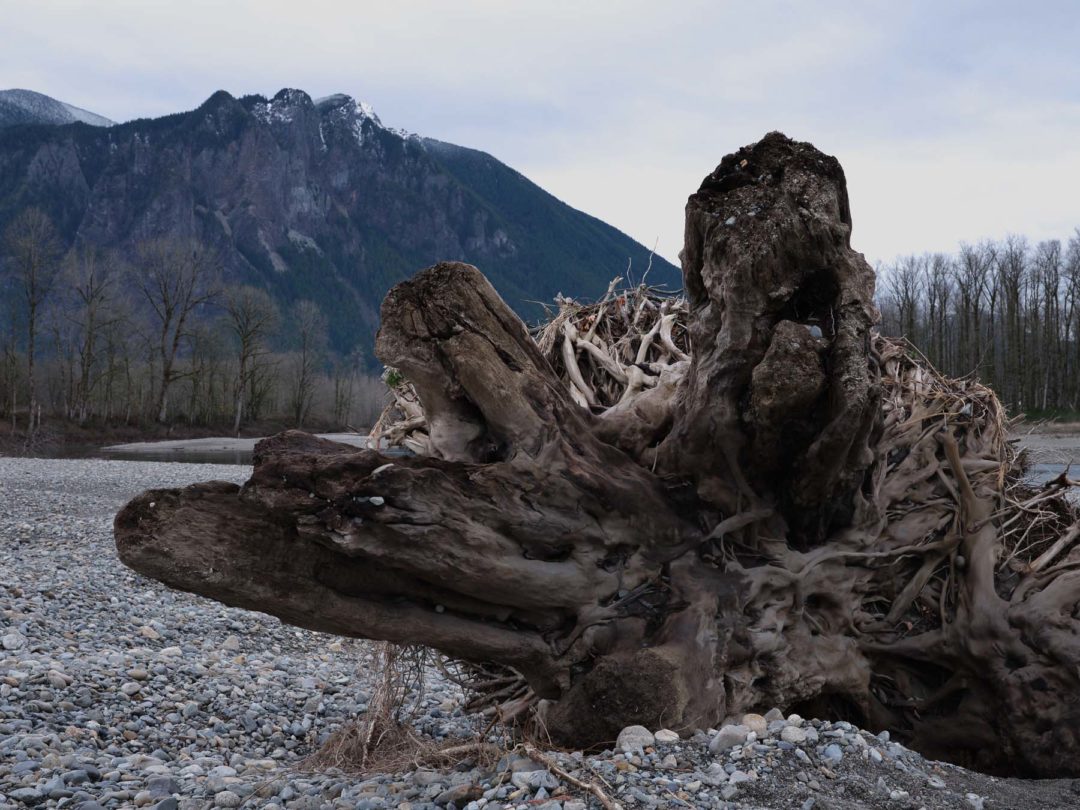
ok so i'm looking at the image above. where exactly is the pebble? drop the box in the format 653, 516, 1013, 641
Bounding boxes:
709, 723, 750, 753
654, 728, 680, 744
741, 713, 767, 737
2, 631, 27, 650
781, 725, 807, 744
617, 724, 655, 752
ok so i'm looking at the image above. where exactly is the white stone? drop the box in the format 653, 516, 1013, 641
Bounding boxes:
616, 724, 655, 752
654, 728, 680, 744
708, 723, 749, 753
781, 725, 807, 744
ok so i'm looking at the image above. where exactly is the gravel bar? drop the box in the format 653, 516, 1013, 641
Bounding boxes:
1, 457, 1077, 810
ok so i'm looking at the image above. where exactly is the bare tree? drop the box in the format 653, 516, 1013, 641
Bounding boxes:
997, 235, 1027, 407
3, 208, 61, 433
888, 254, 923, 342
59, 247, 122, 423
956, 242, 991, 375
1065, 230, 1080, 407
130, 239, 219, 423
223, 285, 279, 436
287, 300, 327, 429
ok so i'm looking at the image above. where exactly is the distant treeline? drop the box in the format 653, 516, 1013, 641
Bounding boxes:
877, 231, 1080, 415
8, 203, 1078, 440
0, 208, 388, 438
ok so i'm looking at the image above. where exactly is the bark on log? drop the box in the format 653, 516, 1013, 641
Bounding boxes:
115, 132, 1080, 777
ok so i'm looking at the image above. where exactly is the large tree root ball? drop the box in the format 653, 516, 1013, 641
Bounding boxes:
116, 133, 1080, 777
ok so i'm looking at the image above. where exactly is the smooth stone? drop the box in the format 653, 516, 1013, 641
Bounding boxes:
781, 725, 808, 744
708, 724, 749, 753
741, 713, 767, 737
508, 755, 545, 773
617, 724, 655, 752
146, 775, 179, 796
654, 728, 680, 744
823, 744, 843, 763
510, 770, 559, 790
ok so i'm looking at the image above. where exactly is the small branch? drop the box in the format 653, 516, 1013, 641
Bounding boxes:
521, 744, 623, 810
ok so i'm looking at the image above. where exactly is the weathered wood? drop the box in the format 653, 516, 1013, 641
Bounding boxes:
116, 133, 1080, 776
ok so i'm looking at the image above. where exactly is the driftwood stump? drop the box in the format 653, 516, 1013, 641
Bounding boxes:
116, 133, 1080, 776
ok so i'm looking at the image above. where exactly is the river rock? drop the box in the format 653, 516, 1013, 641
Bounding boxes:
709, 724, 750, 753
617, 724, 655, 752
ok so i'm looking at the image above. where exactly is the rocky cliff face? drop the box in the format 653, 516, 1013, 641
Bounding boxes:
0, 88, 678, 355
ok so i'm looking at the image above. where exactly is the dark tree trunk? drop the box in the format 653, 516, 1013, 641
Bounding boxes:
115, 133, 1080, 777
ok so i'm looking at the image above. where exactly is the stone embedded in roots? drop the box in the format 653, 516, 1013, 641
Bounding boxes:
114, 132, 1080, 778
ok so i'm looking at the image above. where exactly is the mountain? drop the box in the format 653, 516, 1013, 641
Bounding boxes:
0, 88, 678, 357
0, 89, 115, 128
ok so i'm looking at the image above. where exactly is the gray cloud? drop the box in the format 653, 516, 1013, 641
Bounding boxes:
3, 0, 1078, 264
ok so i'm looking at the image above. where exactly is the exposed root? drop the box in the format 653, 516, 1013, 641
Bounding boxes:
372, 280, 687, 455
303, 642, 432, 774
368, 288, 1080, 773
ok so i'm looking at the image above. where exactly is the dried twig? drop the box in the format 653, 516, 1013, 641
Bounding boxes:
521, 743, 623, 810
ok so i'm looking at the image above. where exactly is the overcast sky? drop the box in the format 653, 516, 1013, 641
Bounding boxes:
3, 0, 1078, 265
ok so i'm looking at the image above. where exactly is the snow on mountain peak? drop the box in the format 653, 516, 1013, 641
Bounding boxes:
0, 89, 114, 128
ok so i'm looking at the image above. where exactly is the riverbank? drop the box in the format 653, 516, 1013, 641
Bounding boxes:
0, 420, 356, 462
0, 457, 1078, 808
99, 434, 372, 464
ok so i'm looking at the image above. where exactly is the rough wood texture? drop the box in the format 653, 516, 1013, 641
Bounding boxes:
116, 133, 1080, 776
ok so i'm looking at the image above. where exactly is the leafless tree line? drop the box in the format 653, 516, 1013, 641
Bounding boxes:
0, 208, 387, 439
878, 231, 1080, 415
